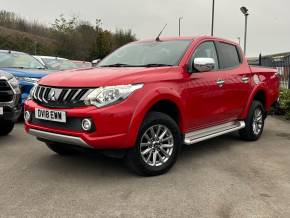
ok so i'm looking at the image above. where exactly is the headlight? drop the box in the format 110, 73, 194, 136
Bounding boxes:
84, 84, 144, 108
16, 77, 39, 84
8, 77, 19, 89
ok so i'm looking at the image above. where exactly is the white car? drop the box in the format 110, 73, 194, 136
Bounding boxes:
34, 56, 78, 71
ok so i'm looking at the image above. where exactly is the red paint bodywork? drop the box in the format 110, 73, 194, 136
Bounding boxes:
24, 36, 280, 149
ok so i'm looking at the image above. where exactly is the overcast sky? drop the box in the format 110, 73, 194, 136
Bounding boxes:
2, 0, 289, 57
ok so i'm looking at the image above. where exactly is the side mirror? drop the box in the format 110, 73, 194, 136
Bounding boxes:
92, 59, 101, 67
193, 58, 215, 72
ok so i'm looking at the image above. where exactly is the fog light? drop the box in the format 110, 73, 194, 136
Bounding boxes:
81, 118, 92, 131
24, 111, 31, 122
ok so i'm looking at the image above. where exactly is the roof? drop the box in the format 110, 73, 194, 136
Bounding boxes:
136, 35, 241, 47
0, 49, 27, 54
34, 55, 68, 60
137, 36, 196, 43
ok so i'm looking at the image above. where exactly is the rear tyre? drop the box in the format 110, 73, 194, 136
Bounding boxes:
0, 120, 14, 136
239, 100, 265, 141
46, 142, 77, 155
126, 112, 181, 176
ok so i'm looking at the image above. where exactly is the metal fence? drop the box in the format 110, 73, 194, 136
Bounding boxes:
259, 55, 290, 89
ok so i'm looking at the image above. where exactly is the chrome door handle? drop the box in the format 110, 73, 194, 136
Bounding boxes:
241, 75, 249, 83
216, 79, 225, 87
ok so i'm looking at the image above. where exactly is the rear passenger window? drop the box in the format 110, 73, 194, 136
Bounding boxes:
215, 42, 241, 69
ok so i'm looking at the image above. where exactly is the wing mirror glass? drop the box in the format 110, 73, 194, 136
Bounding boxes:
193, 58, 215, 72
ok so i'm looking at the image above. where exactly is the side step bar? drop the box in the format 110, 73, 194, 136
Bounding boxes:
184, 121, 245, 145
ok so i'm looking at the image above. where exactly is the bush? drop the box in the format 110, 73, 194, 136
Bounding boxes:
279, 89, 290, 120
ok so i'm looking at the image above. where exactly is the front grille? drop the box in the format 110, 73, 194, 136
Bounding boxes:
0, 80, 11, 91
33, 86, 92, 108
0, 80, 13, 102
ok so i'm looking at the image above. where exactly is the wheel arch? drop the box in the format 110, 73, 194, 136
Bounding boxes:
253, 90, 266, 108
240, 85, 268, 119
147, 99, 181, 126
126, 88, 185, 146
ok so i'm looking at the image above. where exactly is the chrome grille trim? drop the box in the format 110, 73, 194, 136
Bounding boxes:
62, 89, 71, 102
80, 89, 93, 101
41, 87, 46, 103
71, 89, 82, 101
43, 87, 50, 103
33, 86, 93, 108
37, 86, 43, 102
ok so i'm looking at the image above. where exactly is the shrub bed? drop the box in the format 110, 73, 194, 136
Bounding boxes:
279, 89, 290, 120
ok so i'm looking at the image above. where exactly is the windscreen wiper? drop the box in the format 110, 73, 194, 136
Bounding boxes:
100, 63, 173, 68
1, 66, 26, 69
101, 63, 134, 67
141, 63, 173, 67
4, 66, 47, 70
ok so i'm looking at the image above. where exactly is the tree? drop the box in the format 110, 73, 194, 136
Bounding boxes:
51, 14, 78, 33
113, 29, 136, 49
0, 11, 137, 61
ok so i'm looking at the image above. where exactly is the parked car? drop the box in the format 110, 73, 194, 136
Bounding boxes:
24, 36, 280, 176
34, 56, 79, 71
0, 50, 55, 106
0, 70, 21, 135
72, 60, 92, 68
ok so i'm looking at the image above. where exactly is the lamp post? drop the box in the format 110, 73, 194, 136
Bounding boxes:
211, 0, 215, 36
179, 17, 183, 37
240, 6, 249, 55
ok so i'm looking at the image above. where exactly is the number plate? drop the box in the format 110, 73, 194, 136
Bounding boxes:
0, 107, 3, 115
35, 108, 66, 123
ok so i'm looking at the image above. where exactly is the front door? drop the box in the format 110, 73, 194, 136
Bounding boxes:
184, 41, 227, 131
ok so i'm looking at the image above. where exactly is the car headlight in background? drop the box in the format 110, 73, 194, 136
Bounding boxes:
27, 83, 38, 101
8, 77, 19, 89
84, 84, 144, 108
16, 77, 39, 84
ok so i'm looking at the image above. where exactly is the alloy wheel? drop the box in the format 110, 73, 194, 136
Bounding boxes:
252, 107, 263, 135
140, 124, 174, 167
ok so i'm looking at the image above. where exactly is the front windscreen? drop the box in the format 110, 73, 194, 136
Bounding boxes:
42, 58, 78, 70
98, 40, 191, 67
0, 52, 45, 69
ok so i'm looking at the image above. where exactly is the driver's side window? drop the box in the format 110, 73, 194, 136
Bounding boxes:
190, 41, 219, 71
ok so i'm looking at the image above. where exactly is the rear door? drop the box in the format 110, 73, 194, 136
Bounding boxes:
214, 41, 251, 121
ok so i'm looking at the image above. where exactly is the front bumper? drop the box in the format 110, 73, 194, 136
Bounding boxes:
24, 100, 136, 149
0, 87, 21, 121
29, 129, 90, 148
0, 104, 22, 121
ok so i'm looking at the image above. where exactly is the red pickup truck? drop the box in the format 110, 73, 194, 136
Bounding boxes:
24, 36, 280, 176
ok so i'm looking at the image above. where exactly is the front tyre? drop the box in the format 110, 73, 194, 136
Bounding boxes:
0, 120, 14, 136
239, 100, 265, 141
126, 112, 181, 176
